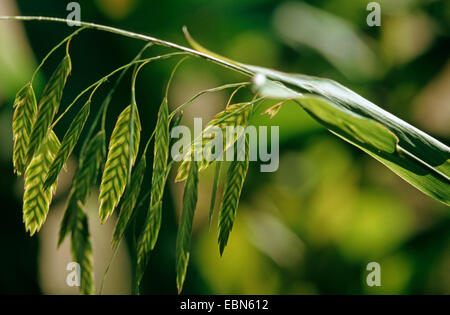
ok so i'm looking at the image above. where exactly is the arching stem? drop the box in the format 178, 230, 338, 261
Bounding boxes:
0, 16, 254, 77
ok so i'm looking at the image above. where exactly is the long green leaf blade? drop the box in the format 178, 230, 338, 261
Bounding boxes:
12, 83, 37, 175
28, 55, 71, 160
251, 68, 450, 205
23, 130, 60, 235
44, 100, 90, 190
176, 160, 199, 293
184, 33, 449, 204
99, 105, 141, 224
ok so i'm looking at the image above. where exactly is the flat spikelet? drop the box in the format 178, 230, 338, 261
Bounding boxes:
218, 137, 249, 255
175, 160, 199, 293
28, 55, 72, 160
209, 162, 222, 228
112, 155, 146, 250
175, 102, 252, 182
70, 203, 94, 295
73, 131, 106, 202
135, 100, 170, 284
12, 83, 37, 175
99, 105, 141, 224
137, 99, 169, 257
44, 100, 90, 190
59, 199, 78, 247
58, 131, 105, 246
23, 130, 60, 236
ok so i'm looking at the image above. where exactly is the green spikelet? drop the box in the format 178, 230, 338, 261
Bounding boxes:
73, 131, 105, 202
12, 83, 37, 175
137, 99, 169, 257
99, 105, 141, 224
58, 131, 105, 246
175, 160, 199, 293
28, 55, 72, 160
59, 199, 78, 247
112, 155, 146, 250
23, 130, 61, 235
218, 137, 249, 255
175, 102, 252, 182
209, 162, 222, 228
135, 100, 170, 284
70, 203, 94, 295
44, 100, 90, 190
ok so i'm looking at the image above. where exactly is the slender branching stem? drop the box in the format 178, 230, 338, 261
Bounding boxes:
169, 82, 251, 119
127, 61, 149, 185
30, 26, 86, 83
51, 52, 188, 128
78, 43, 153, 158
165, 57, 190, 101
0, 16, 254, 77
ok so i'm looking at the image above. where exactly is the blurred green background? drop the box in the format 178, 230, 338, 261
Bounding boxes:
0, 0, 449, 294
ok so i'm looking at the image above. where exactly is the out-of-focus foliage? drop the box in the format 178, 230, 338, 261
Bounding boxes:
0, 0, 449, 294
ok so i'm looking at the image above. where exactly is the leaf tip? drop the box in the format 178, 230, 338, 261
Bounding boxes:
181, 25, 189, 38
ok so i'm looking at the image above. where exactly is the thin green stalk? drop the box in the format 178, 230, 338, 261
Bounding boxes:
227, 85, 246, 107
143, 129, 157, 157
101, 43, 154, 132
209, 97, 265, 128
0, 16, 253, 77
98, 241, 120, 294
133, 55, 188, 158
169, 82, 251, 119
80, 43, 153, 157
127, 62, 149, 184
98, 188, 151, 295
166, 57, 190, 100
51, 52, 188, 128
30, 26, 86, 83
51, 80, 102, 128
